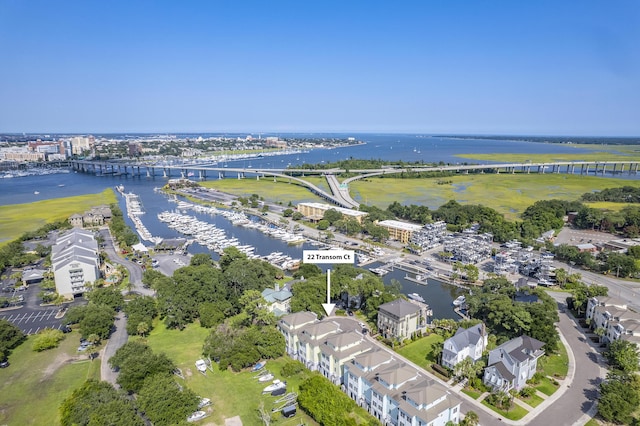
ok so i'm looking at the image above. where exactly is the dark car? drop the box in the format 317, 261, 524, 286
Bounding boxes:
0, 360, 9, 368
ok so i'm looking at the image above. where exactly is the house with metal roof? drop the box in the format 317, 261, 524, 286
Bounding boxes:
261, 283, 293, 316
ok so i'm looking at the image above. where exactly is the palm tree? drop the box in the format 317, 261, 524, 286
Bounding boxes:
462, 410, 479, 426
137, 321, 149, 338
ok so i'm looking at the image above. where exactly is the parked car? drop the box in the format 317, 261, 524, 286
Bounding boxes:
0, 359, 9, 368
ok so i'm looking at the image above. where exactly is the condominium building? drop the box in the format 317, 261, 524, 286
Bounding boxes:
377, 299, 429, 341
376, 220, 422, 244
297, 202, 368, 224
277, 312, 462, 425
51, 229, 100, 298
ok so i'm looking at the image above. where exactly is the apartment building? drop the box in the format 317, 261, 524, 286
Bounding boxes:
297, 202, 368, 224
51, 229, 100, 298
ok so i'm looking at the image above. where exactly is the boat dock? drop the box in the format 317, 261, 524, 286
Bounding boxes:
121, 190, 159, 244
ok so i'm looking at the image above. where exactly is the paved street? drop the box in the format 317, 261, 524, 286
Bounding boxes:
101, 311, 128, 385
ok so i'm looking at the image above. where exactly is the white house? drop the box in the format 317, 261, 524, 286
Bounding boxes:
441, 323, 488, 369
261, 283, 293, 316
483, 336, 545, 392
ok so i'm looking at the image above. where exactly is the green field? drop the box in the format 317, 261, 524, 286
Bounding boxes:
349, 174, 640, 220
535, 376, 560, 396
0, 188, 116, 245
481, 399, 528, 420
395, 333, 444, 370
538, 343, 569, 379
145, 321, 322, 426
199, 177, 324, 206
0, 332, 100, 425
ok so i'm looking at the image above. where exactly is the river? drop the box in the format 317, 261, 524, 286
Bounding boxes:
0, 135, 625, 319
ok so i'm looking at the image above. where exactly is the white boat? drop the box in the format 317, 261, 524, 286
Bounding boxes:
187, 411, 207, 422
407, 293, 425, 303
197, 398, 211, 409
34, 191, 40, 195
258, 373, 275, 382
195, 359, 207, 373
263, 379, 286, 393
453, 295, 466, 307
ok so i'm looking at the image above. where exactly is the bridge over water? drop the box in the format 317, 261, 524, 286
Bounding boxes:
70, 159, 640, 210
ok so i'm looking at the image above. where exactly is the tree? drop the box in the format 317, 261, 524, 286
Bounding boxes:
87, 287, 124, 312
115, 349, 175, 393
605, 340, 640, 375
60, 380, 143, 426
0, 319, 25, 360
31, 328, 65, 352
79, 304, 114, 341
598, 374, 640, 424
137, 374, 199, 426
283, 208, 294, 217
323, 209, 342, 224
190, 253, 213, 266
317, 219, 330, 230
124, 296, 158, 335
461, 410, 480, 426
136, 322, 149, 338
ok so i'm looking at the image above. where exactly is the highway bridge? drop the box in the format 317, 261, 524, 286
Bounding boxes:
70, 159, 640, 210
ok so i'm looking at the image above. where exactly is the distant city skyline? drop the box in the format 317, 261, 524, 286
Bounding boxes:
0, 1, 638, 136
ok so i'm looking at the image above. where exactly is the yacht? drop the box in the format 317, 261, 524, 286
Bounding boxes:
453, 295, 466, 307
407, 293, 425, 303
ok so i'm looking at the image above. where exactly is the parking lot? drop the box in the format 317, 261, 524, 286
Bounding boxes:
0, 307, 65, 335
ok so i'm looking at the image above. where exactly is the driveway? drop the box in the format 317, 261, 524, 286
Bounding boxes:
99, 228, 153, 297
101, 311, 128, 385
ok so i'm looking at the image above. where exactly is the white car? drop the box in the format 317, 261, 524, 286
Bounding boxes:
187, 411, 207, 422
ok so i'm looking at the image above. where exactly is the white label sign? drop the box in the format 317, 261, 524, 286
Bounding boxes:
303, 250, 354, 264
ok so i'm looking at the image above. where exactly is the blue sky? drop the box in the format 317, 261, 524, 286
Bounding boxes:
0, 0, 638, 135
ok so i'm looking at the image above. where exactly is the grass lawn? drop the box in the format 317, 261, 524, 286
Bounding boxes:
145, 322, 328, 425
584, 418, 600, 426
199, 178, 324, 206
395, 333, 443, 370
0, 188, 116, 245
538, 343, 569, 379
535, 376, 560, 396
349, 174, 640, 220
481, 400, 528, 421
519, 392, 544, 408
0, 332, 99, 425
461, 388, 483, 400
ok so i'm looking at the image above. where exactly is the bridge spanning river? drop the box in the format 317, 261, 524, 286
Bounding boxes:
70, 159, 640, 210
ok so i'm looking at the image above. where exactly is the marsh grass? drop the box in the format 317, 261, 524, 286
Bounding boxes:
0, 189, 116, 245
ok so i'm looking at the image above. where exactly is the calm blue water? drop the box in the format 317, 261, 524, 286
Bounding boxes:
0, 135, 626, 319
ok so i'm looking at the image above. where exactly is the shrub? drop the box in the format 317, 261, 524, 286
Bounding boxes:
32, 328, 65, 352
520, 386, 536, 398
280, 359, 305, 377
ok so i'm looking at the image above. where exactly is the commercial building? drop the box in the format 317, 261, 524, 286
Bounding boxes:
297, 202, 368, 224
376, 220, 423, 244
51, 229, 100, 298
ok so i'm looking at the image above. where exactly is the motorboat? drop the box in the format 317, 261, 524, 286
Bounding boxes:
453, 295, 466, 307
197, 398, 211, 409
258, 373, 275, 382
187, 411, 207, 422
263, 379, 287, 393
407, 293, 425, 303
252, 361, 266, 371
195, 359, 207, 373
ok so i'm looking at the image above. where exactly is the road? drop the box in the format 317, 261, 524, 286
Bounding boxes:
100, 311, 128, 385
99, 228, 154, 296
